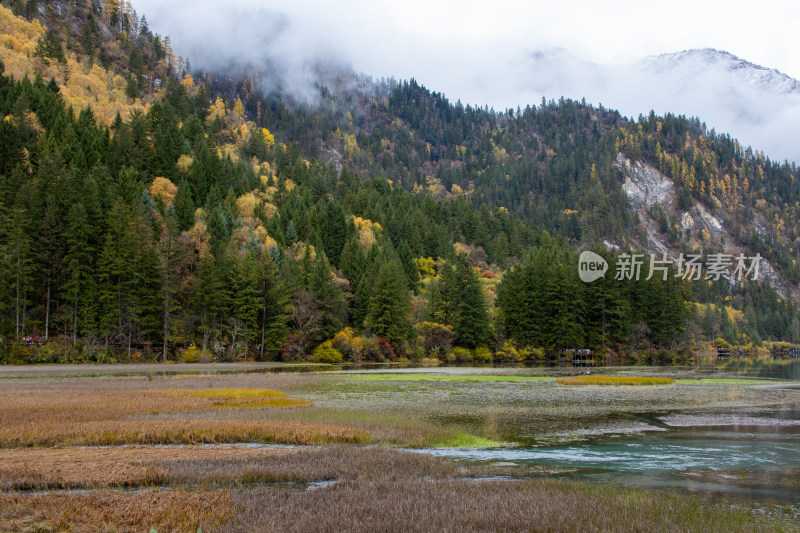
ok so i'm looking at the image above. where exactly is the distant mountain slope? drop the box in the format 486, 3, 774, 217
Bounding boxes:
520, 48, 800, 162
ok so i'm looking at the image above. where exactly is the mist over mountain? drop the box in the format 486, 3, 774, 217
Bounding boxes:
516, 48, 800, 163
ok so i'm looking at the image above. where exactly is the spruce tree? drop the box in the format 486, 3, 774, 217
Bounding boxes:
321, 202, 347, 266
63, 204, 95, 345
365, 260, 411, 348
310, 253, 347, 340
397, 239, 420, 291
339, 236, 367, 288
173, 180, 195, 231
452, 255, 492, 348
255, 251, 290, 359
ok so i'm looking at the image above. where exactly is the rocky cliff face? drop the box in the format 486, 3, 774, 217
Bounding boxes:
614, 152, 788, 297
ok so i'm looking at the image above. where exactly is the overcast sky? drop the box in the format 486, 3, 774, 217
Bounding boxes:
132, 0, 800, 160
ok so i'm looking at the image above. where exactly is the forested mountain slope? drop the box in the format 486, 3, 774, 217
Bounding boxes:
0, 0, 797, 364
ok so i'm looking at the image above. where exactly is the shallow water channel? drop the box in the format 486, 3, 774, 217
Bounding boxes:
404, 357, 800, 502
414, 408, 800, 502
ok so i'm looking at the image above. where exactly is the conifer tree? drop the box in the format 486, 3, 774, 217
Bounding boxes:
173, 180, 195, 231
310, 253, 347, 340
63, 204, 94, 344
365, 260, 411, 348
255, 251, 291, 359
321, 202, 347, 266
339, 236, 367, 287
397, 239, 420, 291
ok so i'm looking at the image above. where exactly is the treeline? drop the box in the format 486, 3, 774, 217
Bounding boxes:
499, 244, 690, 350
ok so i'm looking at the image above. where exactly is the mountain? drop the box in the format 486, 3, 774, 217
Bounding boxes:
0, 0, 798, 363
641, 49, 800, 97
519, 48, 800, 163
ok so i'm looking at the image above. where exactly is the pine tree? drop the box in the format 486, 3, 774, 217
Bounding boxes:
397, 239, 420, 291
320, 202, 347, 266
155, 212, 186, 361
96, 198, 140, 353
543, 262, 584, 350
255, 251, 291, 359
452, 256, 492, 348
365, 260, 411, 348
231, 251, 261, 357
339, 236, 367, 287
2, 194, 35, 341
173, 180, 195, 231
310, 253, 347, 340
63, 204, 95, 345
429, 256, 491, 348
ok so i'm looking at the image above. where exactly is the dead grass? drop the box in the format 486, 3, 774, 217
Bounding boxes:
0, 419, 369, 448
0, 446, 295, 490
0, 388, 311, 427
0, 489, 234, 532
0, 387, 372, 448
226, 478, 785, 533
556, 376, 676, 386
0, 446, 463, 491
0, 448, 788, 533
160, 446, 461, 487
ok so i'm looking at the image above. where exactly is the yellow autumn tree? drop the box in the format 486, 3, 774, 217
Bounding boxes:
149, 177, 177, 206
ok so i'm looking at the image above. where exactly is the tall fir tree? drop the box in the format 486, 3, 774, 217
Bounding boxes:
365, 260, 412, 348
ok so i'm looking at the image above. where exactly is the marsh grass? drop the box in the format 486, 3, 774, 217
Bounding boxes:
0, 446, 459, 491
227, 478, 786, 533
0, 388, 361, 448
556, 376, 676, 386
0, 489, 234, 532
266, 407, 500, 448
0, 419, 369, 447
429, 433, 505, 448
164, 388, 311, 409
0, 447, 790, 533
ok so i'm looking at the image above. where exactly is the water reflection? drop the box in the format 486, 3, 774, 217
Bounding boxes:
709, 357, 800, 380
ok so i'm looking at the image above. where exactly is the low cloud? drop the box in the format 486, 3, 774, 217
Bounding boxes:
133, 0, 800, 161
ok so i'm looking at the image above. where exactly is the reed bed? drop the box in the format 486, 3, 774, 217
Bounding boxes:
226, 479, 787, 533
0, 447, 787, 533
0, 387, 370, 448
0, 489, 234, 532
2, 479, 779, 533
0, 419, 369, 448
0, 446, 295, 490
556, 376, 676, 386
